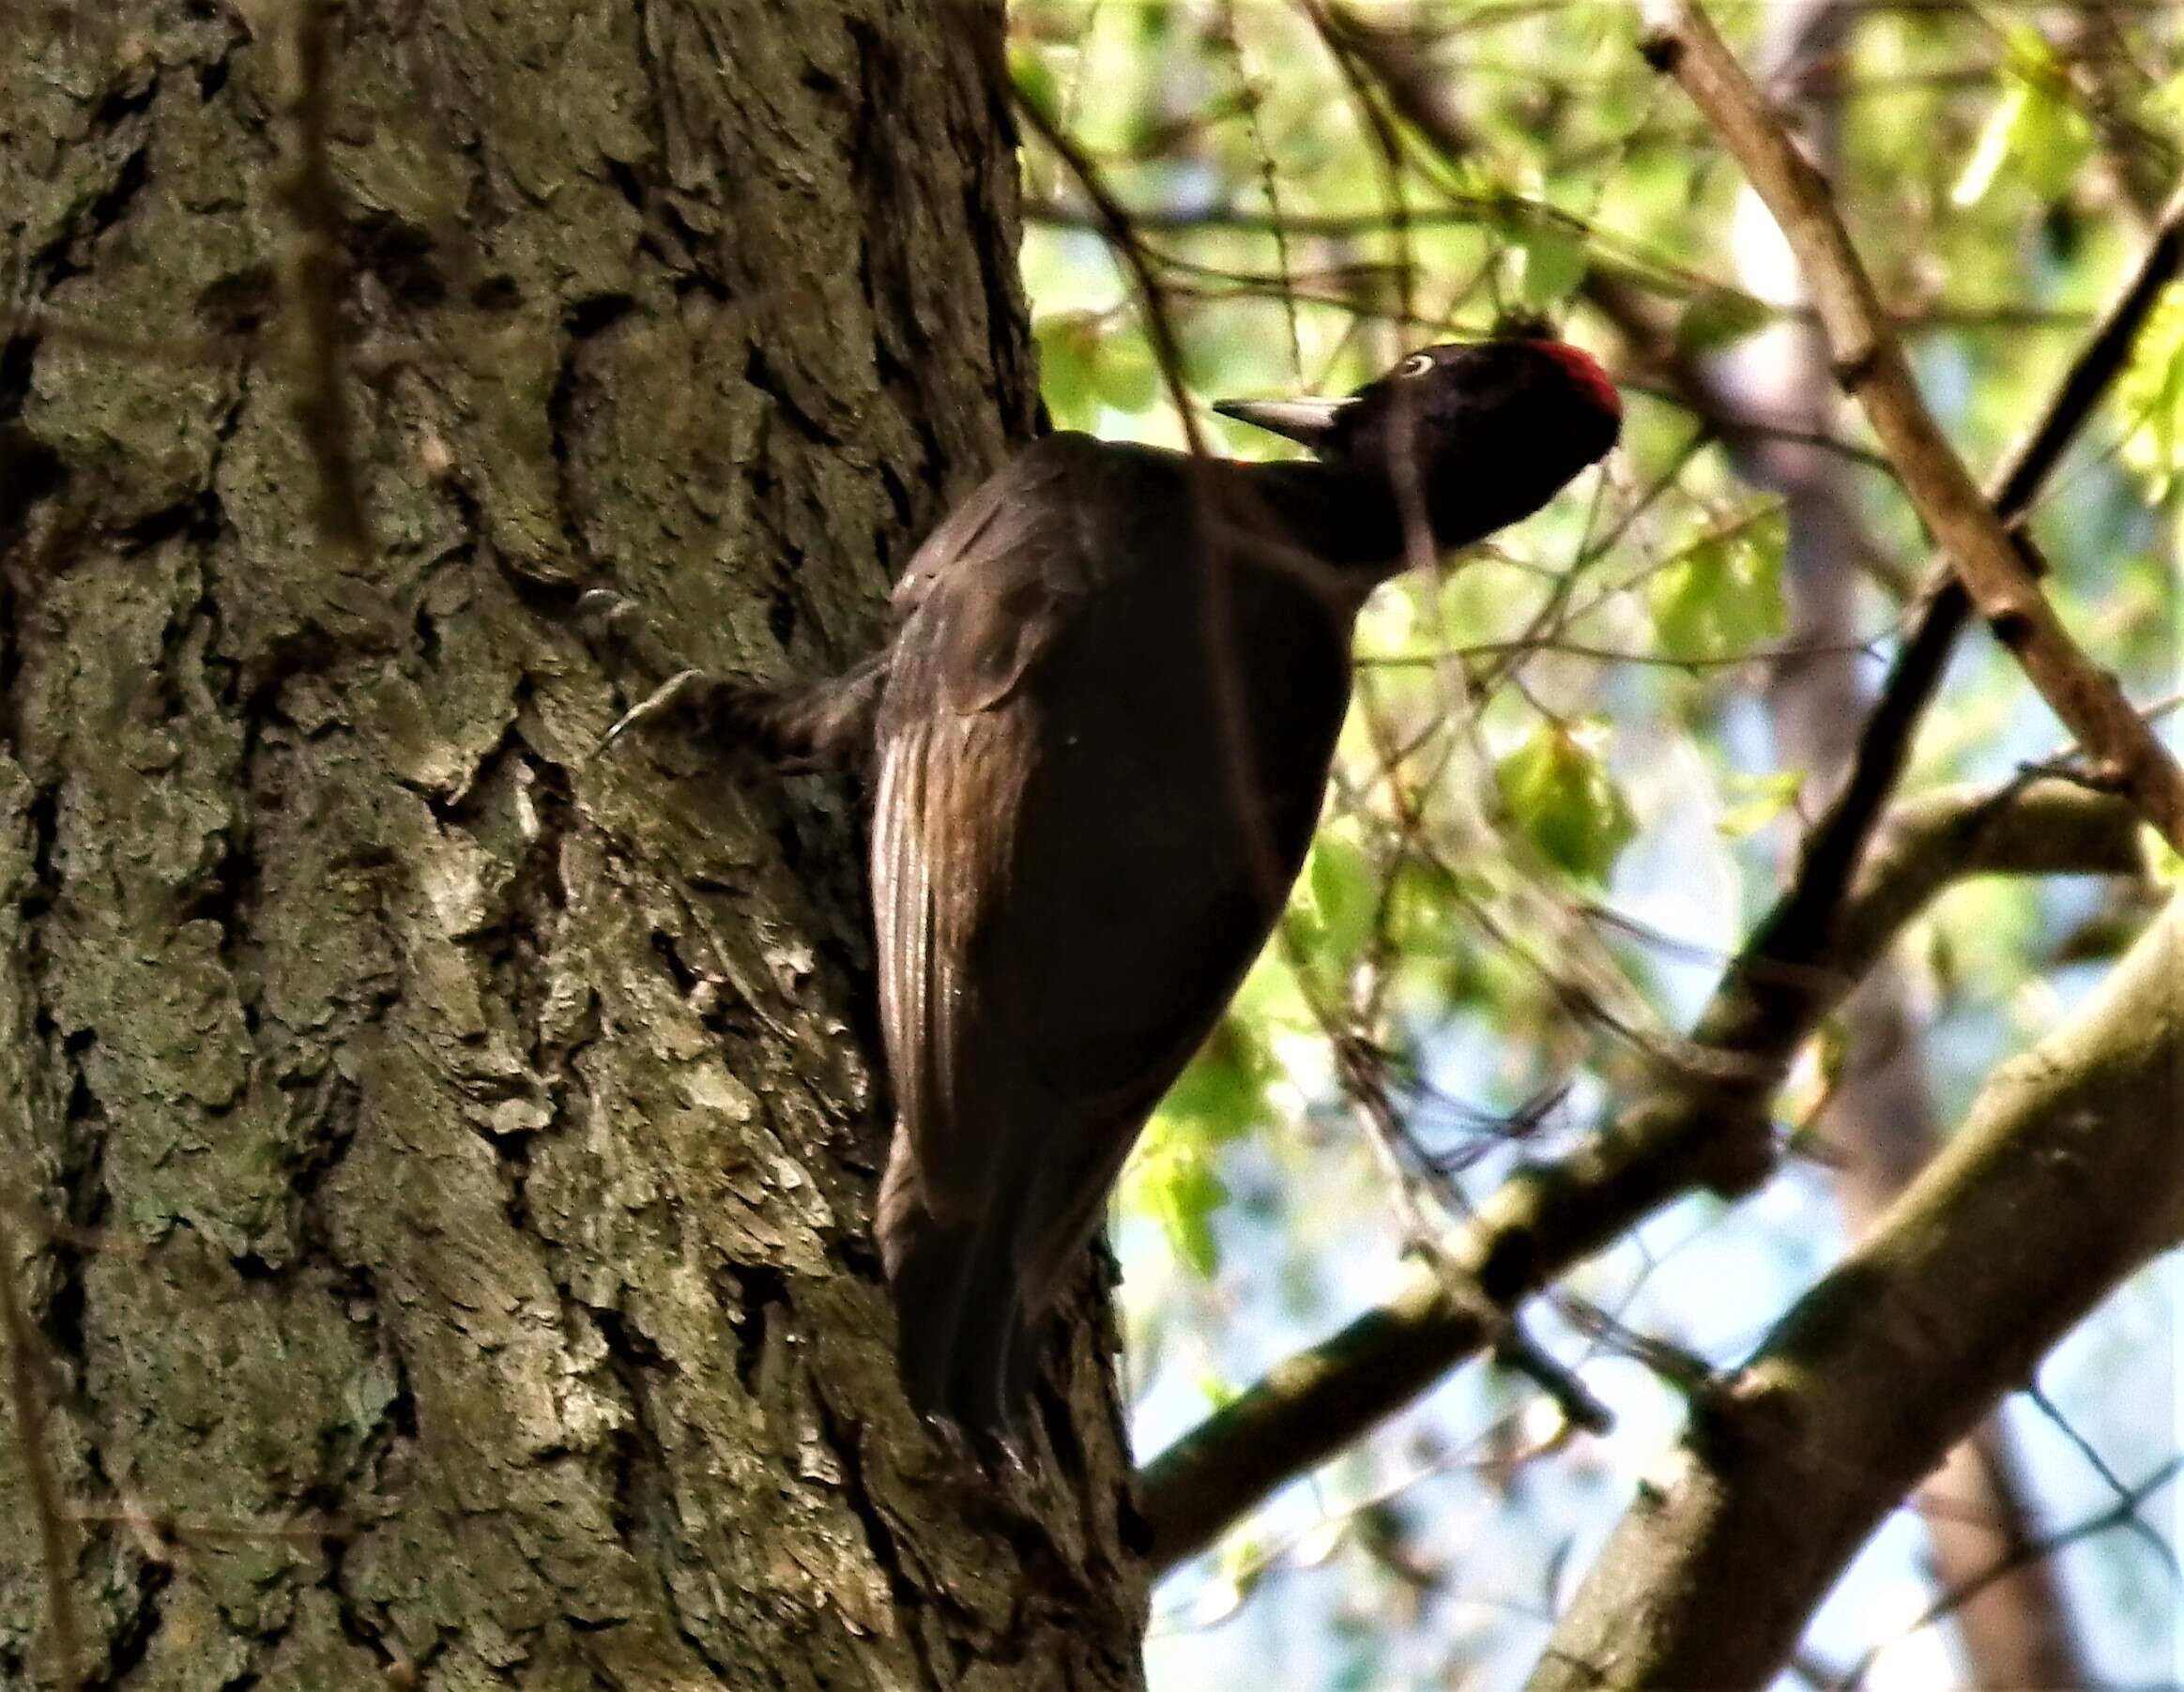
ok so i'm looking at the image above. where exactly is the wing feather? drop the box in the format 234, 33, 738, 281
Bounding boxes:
873, 709, 1040, 1222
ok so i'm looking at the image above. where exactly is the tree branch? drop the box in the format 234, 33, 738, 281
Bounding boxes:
1135, 778, 2147, 1571
1525, 899, 2184, 1690
1330, 0, 2183, 961
1635, 0, 2184, 850
1738, 165, 2184, 990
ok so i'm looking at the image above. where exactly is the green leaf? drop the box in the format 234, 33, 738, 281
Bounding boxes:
1676, 289, 1773, 354
1384, 858, 1457, 954
1304, 830, 1378, 966
1953, 28, 2092, 207
2118, 284, 2184, 498
1717, 769, 1805, 840
1131, 1130, 1228, 1278
1495, 722, 1636, 885
2012, 89, 2092, 202
1092, 331, 1159, 413
1159, 1016, 1273, 1146
1515, 220, 1588, 309
2144, 822, 2182, 889
1034, 313, 1098, 431
1009, 47, 1061, 128
1131, 1017, 1274, 1278
1647, 511, 1787, 663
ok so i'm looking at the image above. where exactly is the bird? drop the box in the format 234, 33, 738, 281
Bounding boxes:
615, 335, 1621, 1448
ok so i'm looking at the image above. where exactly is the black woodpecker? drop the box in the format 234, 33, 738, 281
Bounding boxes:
624, 337, 1622, 1446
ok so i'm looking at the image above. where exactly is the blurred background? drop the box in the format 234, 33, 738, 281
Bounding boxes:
1005, 2, 2181, 1685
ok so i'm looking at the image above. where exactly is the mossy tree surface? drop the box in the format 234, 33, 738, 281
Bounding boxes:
1, 3, 1146, 1686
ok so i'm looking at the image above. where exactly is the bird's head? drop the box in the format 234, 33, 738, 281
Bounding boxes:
1214, 338, 1622, 553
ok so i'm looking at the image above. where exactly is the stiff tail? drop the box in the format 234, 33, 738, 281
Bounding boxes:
878, 1135, 1032, 1447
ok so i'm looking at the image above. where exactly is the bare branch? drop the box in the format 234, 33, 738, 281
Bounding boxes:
1835, 1456, 2179, 1691
1135, 777, 2148, 1571
1749, 169, 2184, 1005
1526, 901, 2184, 1690
1636, 0, 2184, 849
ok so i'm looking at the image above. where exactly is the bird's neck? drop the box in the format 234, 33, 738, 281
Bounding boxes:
1222, 459, 1457, 582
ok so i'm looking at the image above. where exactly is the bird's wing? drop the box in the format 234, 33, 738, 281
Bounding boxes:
886, 435, 1104, 716
873, 436, 1111, 1225
875, 436, 1341, 1206
872, 709, 1037, 1225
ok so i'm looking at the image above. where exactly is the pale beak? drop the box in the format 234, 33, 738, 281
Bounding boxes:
1211, 395, 1357, 450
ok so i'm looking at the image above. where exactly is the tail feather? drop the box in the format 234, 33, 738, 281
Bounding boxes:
884, 1214, 1029, 1445
885, 1215, 984, 1420
878, 1135, 1031, 1446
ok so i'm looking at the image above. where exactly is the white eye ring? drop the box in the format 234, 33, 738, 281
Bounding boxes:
1397, 352, 1435, 377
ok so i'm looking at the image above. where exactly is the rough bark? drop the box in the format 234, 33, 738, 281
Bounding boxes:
1, 3, 1147, 1687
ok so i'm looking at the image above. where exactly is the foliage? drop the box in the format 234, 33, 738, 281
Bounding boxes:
1493, 722, 1635, 885
1014, 2, 2181, 1687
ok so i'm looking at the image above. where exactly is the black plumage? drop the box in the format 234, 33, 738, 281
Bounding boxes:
648, 338, 1621, 1444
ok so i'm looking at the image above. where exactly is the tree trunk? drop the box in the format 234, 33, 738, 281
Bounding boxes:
1, 3, 1147, 1687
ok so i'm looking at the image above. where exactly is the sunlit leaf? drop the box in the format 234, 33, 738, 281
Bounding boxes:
1953, 26, 2092, 207
1648, 510, 1787, 664
2145, 824, 2182, 889
2118, 285, 2184, 498
1495, 722, 1636, 885
1093, 330, 1159, 413
1034, 313, 1099, 431
1676, 289, 1773, 353
1009, 46, 1061, 126
1515, 221, 1588, 309
1160, 1016, 1274, 1145
1303, 830, 1378, 968
1717, 769, 1805, 840
1129, 1128, 1228, 1278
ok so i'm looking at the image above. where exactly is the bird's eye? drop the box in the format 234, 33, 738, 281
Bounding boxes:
1397, 352, 1435, 378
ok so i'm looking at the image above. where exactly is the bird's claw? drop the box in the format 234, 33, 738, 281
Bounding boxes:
595, 666, 709, 758
985, 1431, 1031, 1482
923, 1411, 976, 1468
920, 1410, 1031, 1480
573, 588, 636, 628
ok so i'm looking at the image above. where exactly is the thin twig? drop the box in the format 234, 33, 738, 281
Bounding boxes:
1134, 773, 2148, 1571
1637, 0, 2184, 849
1827, 1457, 2184, 1691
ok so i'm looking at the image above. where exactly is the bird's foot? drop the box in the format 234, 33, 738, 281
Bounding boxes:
573, 588, 640, 632
920, 1410, 1033, 1482
978, 1425, 1031, 1482
595, 666, 716, 757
